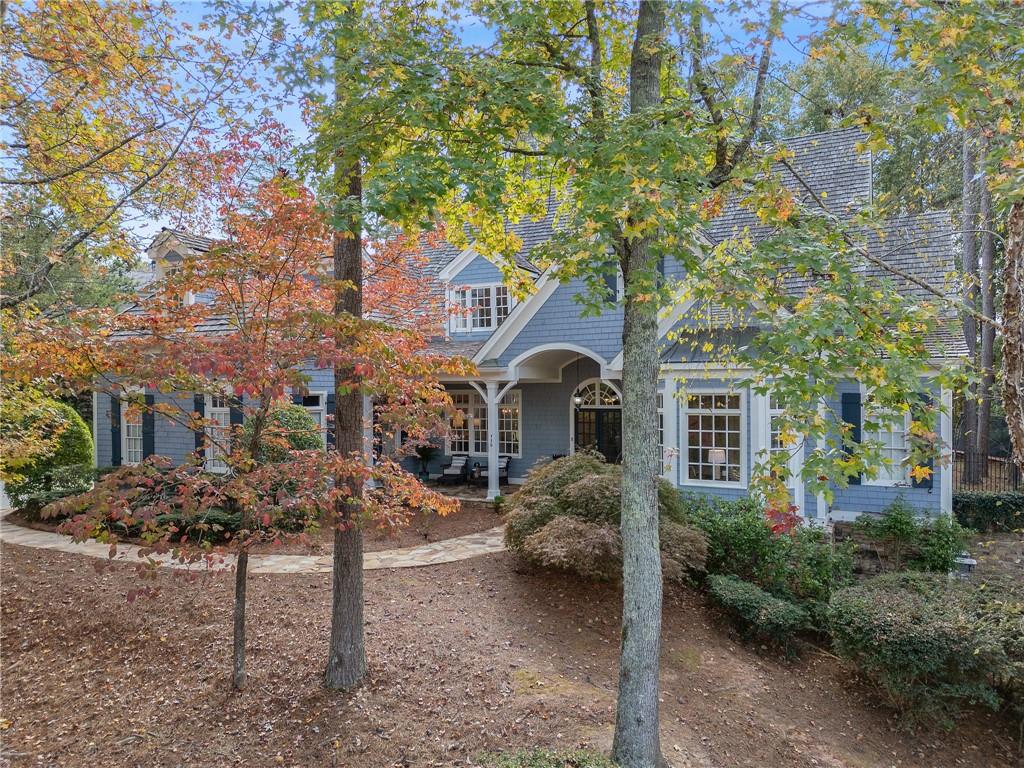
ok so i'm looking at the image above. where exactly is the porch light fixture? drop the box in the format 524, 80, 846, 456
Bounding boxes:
573, 356, 582, 407
573, 394, 583, 407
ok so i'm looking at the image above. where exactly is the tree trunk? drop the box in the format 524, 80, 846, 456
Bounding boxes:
961, 133, 979, 474
1002, 200, 1024, 475
324, 4, 368, 690
612, 3, 665, 766
232, 549, 248, 690
976, 145, 995, 462
325, 168, 368, 689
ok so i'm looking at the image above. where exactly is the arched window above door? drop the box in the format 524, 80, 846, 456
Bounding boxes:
573, 379, 621, 408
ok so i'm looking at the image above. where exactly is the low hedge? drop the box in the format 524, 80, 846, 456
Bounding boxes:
828, 572, 1023, 727
853, 498, 968, 573
708, 574, 808, 648
686, 495, 854, 626
953, 491, 1024, 532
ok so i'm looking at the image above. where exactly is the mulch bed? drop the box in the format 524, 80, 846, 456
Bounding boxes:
1, 543, 1017, 768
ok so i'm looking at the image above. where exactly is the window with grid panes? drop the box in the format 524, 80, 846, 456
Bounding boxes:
685, 392, 742, 483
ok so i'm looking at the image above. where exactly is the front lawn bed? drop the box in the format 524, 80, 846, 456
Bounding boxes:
1, 543, 1017, 767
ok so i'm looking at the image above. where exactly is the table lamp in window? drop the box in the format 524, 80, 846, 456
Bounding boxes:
707, 448, 727, 481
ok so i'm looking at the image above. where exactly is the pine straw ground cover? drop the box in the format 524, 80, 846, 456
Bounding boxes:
1, 544, 1017, 768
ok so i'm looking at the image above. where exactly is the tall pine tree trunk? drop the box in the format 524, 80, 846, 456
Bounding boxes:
324, 8, 367, 690
612, 3, 665, 765
976, 145, 995, 462
1003, 200, 1024, 475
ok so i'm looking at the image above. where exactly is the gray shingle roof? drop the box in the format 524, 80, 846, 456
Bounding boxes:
161, 228, 214, 253
705, 126, 872, 243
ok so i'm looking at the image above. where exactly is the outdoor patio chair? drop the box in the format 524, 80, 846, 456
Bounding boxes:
438, 454, 469, 484
475, 455, 510, 487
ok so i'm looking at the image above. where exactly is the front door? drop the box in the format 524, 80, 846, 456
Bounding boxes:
574, 408, 622, 463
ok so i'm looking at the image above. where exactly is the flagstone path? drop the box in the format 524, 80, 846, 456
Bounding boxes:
0, 512, 506, 573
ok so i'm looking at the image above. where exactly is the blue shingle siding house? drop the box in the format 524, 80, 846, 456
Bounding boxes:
94, 127, 964, 523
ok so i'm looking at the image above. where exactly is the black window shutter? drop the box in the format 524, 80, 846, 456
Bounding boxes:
142, 394, 155, 459
912, 393, 935, 490
292, 392, 304, 406
840, 391, 862, 485
229, 398, 245, 427
325, 393, 336, 449
193, 394, 205, 454
657, 255, 666, 280
109, 394, 121, 466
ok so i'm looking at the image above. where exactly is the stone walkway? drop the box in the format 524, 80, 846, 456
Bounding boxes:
0, 512, 506, 573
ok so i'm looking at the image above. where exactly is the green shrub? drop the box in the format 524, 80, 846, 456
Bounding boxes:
506, 453, 707, 584
954, 491, 1024, 532
240, 404, 322, 462
827, 573, 1023, 726
482, 749, 616, 768
6, 399, 93, 514
505, 494, 559, 550
854, 498, 967, 573
686, 495, 854, 624
708, 574, 807, 647
521, 516, 622, 581
559, 469, 621, 523
659, 519, 708, 585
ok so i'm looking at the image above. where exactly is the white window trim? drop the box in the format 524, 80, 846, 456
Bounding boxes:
444, 388, 522, 458
751, 389, 806, 514
120, 388, 145, 466
300, 391, 329, 449
448, 282, 516, 334
204, 393, 232, 474
859, 384, 911, 487
681, 387, 747, 490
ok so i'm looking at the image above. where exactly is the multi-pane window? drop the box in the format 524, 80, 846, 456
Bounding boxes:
121, 400, 143, 465
448, 393, 471, 453
498, 391, 521, 455
656, 392, 665, 456
446, 390, 521, 457
767, 394, 797, 487
472, 398, 489, 454
863, 394, 909, 485
206, 394, 231, 473
302, 393, 328, 448
451, 284, 516, 332
575, 380, 621, 407
685, 392, 742, 484
495, 286, 512, 326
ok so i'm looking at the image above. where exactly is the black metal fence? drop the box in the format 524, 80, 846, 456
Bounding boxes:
953, 451, 1023, 493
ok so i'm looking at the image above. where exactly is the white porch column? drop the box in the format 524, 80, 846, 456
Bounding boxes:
485, 380, 500, 501
940, 385, 954, 517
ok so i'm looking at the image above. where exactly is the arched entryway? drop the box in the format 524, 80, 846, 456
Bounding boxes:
571, 379, 622, 463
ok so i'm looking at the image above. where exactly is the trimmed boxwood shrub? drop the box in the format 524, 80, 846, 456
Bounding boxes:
708, 574, 807, 648
954, 491, 1024, 532
505, 452, 707, 584
6, 399, 93, 515
240, 404, 322, 462
828, 573, 1023, 726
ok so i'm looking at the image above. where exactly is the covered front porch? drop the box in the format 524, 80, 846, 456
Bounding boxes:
421, 345, 623, 500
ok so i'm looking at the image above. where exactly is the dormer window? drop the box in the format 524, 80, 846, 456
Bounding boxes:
451, 284, 515, 332
156, 252, 193, 306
